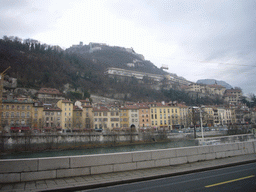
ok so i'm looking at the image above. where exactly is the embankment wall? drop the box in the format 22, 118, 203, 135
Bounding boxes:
0, 140, 255, 183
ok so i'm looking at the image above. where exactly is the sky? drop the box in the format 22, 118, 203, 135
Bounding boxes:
1, 0, 256, 95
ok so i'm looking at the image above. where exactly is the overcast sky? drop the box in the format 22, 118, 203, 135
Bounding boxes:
1, 0, 256, 95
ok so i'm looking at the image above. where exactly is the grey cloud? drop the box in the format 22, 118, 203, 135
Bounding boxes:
0, 0, 59, 38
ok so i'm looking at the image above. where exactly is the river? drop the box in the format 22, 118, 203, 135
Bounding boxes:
0, 139, 197, 159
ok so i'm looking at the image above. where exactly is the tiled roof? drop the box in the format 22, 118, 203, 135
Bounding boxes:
93, 106, 109, 112
73, 106, 83, 111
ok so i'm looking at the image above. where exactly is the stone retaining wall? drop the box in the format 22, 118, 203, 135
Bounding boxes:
0, 140, 255, 183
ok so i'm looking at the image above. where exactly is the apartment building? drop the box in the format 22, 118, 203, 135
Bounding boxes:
43, 106, 62, 131
73, 106, 83, 130
57, 100, 73, 131
224, 88, 242, 106
149, 102, 180, 130
1, 99, 33, 132
120, 107, 129, 129
137, 103, 150, 128
32, 102, 44, 131
92, 106, 112, 130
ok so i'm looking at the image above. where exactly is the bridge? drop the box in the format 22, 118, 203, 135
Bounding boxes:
0, 135, 256, 191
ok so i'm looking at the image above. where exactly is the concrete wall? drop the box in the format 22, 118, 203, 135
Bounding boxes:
0, 140, 255, 183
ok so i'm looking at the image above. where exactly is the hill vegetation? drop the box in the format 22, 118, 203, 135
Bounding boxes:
0, 36, 224, 105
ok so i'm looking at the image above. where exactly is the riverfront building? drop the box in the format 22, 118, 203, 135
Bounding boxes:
1, 99, 33, 132
57, 100, 73, 131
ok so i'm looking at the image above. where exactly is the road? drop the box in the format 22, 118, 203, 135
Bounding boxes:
80, 162, 256, 192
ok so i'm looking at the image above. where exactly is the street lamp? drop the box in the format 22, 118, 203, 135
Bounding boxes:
193, 106, 204, 140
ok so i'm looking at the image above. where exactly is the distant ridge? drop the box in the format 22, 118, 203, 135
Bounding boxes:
196, 79, 233, 89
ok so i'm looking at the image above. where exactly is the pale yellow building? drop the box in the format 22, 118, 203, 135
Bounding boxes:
32, 102, 44, 131
149, 102, 180, 130
57, 100, 73, 131
1, 99, 33, 132
120, 107, 129, 129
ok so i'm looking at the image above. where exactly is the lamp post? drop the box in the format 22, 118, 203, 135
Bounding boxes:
193, 106, 204, 140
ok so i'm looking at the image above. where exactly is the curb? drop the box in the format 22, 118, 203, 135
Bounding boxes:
39, 158, 256, 192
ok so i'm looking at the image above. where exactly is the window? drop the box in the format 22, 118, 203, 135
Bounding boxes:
6, 112, 9, 117
6, 105, 9, 110
27, 106, 30, 110
16, 112, 19, 117
152, 121, 154, 125
151, 109, 153, 113
12, 105, 15, 109
22, 106, 25, 110
17, 106, 20, 110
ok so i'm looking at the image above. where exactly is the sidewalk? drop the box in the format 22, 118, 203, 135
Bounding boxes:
1, 154, 256, 192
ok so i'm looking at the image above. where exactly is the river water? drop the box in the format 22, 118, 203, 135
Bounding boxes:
0, 140, 197, 159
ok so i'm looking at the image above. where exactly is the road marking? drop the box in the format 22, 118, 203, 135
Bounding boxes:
205, 175, 255, 188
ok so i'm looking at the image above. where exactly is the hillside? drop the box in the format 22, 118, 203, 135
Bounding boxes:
66, 42, 166, 75
0, 36, 224, 105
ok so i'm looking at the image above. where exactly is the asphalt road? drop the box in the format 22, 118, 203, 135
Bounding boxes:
81, 162, 256, 192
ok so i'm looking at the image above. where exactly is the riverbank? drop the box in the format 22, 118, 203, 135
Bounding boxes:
0, 139, 198, 159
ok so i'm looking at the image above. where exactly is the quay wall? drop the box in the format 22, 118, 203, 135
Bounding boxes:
0, 140, 256, 183
0, 133, 161, 152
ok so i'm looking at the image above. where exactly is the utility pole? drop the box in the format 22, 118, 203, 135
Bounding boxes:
200, 108, 204, 140
192, 107, 196, 138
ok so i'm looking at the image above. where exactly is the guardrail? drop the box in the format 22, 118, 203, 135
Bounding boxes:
197, 134, 255, 145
